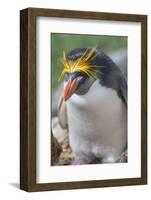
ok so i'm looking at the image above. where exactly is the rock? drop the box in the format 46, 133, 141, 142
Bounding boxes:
109, 48, 127, 78
116, 149, 127, 163
51, 132, 62, 165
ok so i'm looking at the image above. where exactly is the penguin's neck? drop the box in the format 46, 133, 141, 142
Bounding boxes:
67, 80, 115, 110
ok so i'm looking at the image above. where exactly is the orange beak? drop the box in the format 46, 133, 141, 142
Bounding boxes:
63, 76, 83, 101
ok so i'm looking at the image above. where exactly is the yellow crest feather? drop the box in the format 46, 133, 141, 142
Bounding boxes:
59, 47, 97, 80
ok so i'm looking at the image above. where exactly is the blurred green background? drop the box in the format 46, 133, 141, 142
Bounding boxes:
51, 33, 127, 87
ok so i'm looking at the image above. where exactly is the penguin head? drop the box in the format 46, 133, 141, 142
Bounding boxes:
59, 47, 127, 104
60, 47, 99, 101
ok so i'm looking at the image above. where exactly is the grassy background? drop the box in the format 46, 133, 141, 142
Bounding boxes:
51, 33, 127, 87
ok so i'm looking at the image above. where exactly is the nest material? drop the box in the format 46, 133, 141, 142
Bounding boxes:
51, 132, 62, 165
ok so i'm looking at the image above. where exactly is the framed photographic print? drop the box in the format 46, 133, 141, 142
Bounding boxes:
20, 8, 147, 191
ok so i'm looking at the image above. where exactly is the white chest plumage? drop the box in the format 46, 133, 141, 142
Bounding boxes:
66, 80, 127, 163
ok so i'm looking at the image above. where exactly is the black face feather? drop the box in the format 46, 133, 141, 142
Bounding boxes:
65, 48, 127, 104
64, 71, 94, 95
